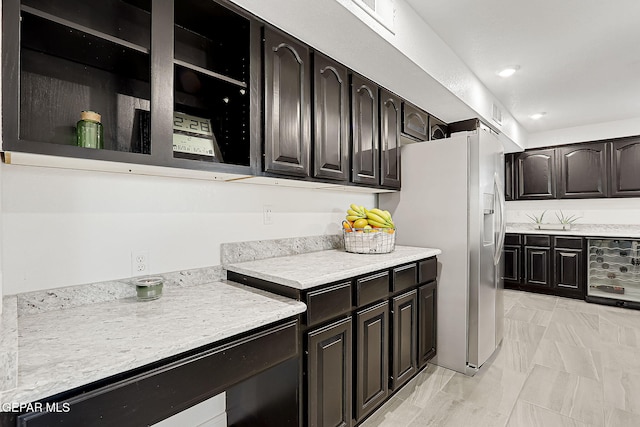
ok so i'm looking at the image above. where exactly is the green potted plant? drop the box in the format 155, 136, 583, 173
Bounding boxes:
555, 210, 582, 231
526, 210, 547, 230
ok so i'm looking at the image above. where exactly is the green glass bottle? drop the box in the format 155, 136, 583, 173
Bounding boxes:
76, 110, 104, 149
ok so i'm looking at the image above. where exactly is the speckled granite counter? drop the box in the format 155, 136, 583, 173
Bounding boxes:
225, 246, 442, 290
0, 281, 306, 407
507, 223, 640, 238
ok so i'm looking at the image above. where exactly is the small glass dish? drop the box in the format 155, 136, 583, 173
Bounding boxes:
134, 276, 164, 301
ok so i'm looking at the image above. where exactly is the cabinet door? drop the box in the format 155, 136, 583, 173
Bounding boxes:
401, 102, 428, 141
553, 248, 584, 293
417, 281, 437, 368
263, 27, 310, 177
391, 290, 417, 391
355, 301, 389, 421
611, 138, 640, 197
313, 53, 349, 181
524, 246, 551, 287
505, 153, 514, 201
428, 115, 448, 140
351, 74, 379, 186
515, 149, 556, 199
558, 143, 608, 198
379, 89, 401, 189
503, 245, 521, 286
307, 317, 353, 427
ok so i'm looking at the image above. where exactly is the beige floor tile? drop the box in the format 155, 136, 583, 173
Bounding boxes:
491, 339, 539, 373
601, 343, 640, 375
359, 396, 423, 427
394, 364, 456, 407
519, 364, 604, 426
598, 306, 640, 330
440, 363, 527, 416
532, 339, 603, 381
556, 297, 602, 315
515, 293, 558, 312
603, 368, 640, 416
406, 391, 508, 427
544, 321, 604, 351
507, 400, 592, 427
599, 318, 640, 349
604, 406, 640, 427
504, 318, 546, 344
505, 306, 553, 327
550, 309, 600, 332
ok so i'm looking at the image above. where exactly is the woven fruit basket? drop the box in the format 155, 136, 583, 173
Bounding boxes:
343, 228, 396, 254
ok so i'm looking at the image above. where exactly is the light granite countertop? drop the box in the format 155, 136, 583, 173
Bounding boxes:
225, 245, 442, 290
0, 281, 306, 407
506, 223, 640, 238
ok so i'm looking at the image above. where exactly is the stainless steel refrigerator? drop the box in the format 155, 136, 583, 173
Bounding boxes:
380, 128, 506, 375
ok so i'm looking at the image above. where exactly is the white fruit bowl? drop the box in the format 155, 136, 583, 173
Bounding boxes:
343, 228, 396, 254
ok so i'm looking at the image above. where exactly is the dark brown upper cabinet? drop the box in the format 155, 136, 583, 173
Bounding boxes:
263, 27, 310, 177
428, 115, 448, 140
515, 149, 556, 199
351, 74, 379, 186
401, 101, 428, 142
312, 53, 349, 182
505, 153, 515, 201
558, 143, 609, 198
611, 137, 640, 197
379, 89, 401, 189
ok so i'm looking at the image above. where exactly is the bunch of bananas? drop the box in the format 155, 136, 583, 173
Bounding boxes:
344, 204, 395, 232
366, 208, 395, 229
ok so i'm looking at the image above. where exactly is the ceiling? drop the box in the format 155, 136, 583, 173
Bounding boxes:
405, 0, 640, 134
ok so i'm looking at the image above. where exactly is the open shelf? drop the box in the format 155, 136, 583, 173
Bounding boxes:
174, 0, 249, 84
19, 11, 151, 154
174, 64, 249, 166
22, 0, 151, 50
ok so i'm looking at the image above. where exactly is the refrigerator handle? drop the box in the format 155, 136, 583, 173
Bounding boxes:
494, 172, 507, 265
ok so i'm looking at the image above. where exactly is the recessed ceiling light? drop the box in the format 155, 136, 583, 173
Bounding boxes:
530, 112, 547, 120
498, 66, 519, 78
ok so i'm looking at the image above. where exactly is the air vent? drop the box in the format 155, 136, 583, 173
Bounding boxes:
349, 0, 394, 33
492, 103, 503, 125
362, 0, 376, 11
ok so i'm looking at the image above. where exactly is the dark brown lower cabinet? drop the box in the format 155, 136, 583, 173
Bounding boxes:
13, 321, 299, 427
228, 257, 439, 427
355, 301, 389, 422
417, 281, 437, 368
307, 317, 353, 427
503, 245, 521, 288
391, 290, 417, 391
505, 233, 586, 300
524, 246, 551, 288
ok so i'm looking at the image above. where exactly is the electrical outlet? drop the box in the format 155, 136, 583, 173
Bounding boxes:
131, 250, 149, 276
263, 205, 274, 225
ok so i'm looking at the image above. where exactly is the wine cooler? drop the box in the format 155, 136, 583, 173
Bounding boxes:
587, 238, 640, 307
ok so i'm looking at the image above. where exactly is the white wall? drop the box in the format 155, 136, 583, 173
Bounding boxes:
1, 164, 374, 295
527, 116, 640, 149
507, 198, 640, 225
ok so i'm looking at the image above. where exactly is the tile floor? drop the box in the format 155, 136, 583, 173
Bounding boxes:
361, 289, 640, 427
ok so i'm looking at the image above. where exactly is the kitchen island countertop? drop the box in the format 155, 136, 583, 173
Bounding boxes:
0, 281, 306, 408
225, 245, 442, 290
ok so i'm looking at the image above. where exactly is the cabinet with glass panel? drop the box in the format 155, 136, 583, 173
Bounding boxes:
1, 0, 258, 174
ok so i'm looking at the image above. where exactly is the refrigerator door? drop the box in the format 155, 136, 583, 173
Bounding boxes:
467, 130, 501, 369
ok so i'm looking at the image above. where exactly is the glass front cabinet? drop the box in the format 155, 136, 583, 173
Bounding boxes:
2, 0, 259, 175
